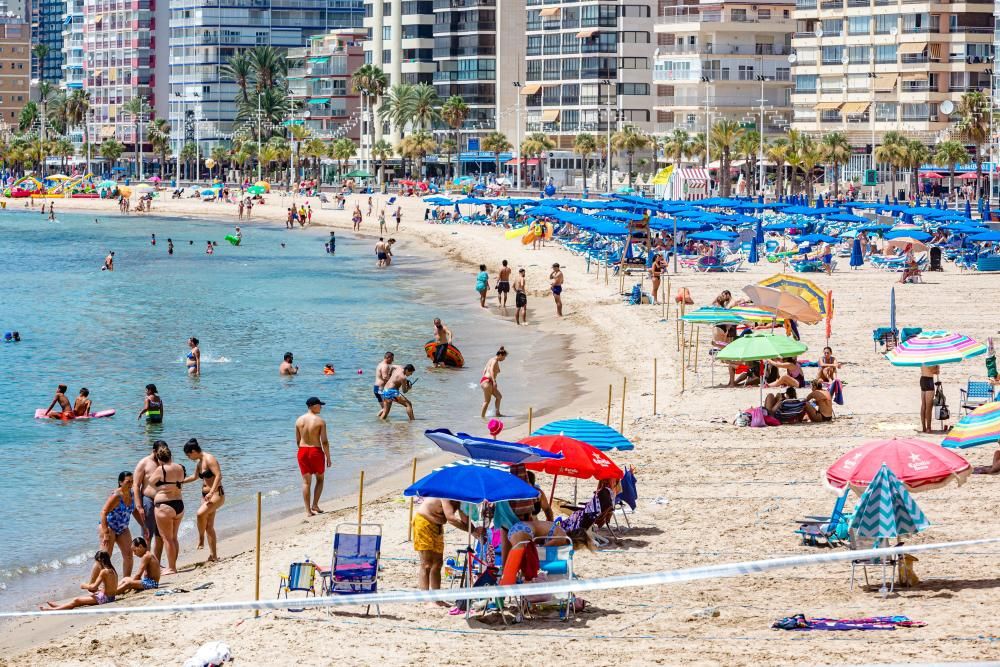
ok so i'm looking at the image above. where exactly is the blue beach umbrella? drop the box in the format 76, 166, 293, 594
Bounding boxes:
889, 286, 896, 332
884, 194, 891, 206
531, 418, 634, 451
850, 238, 864, 268
424, 429, 562, 464
754, 217, 764, 243
965, 200, 972, 218
404, 459, 539, 504
816, 195, 825, 208
748, 236, 760, 263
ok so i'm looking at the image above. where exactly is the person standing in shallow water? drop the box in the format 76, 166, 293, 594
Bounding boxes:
549, 263, 564, 317
186, 337, 201, 376
295, 397, 331, 516
480, 346, 507, 418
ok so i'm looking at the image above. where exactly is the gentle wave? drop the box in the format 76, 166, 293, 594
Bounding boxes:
175, 355, 233, 364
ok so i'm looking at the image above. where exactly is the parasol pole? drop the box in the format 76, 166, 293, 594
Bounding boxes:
653, 358, 657, 414
681, 326, 687, 392
549, 474, 559, 508
254, 491, 261, 619
406, 458, 417, 542
619, 376, 627, 435
665, 276, 670, 320
357, 470, 365, 535
694, 324, 700, 371
528, 406, 533, 434
606, 384, 612, 425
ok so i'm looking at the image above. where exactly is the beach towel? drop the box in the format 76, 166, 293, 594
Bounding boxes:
900, 327, 923, 343
618, 468, 638, 510
772, 614, 925, 631
829, 379, 844, 405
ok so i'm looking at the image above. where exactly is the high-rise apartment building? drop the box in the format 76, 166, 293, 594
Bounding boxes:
522, 0, 657, 150
61, 0, 85, 93
789, 0, 993, 155
653, 0, 795, 138
0, 20, 30, 126
169, 0, 364, 156
287, 28, 365, 139
31, 0, 65, 82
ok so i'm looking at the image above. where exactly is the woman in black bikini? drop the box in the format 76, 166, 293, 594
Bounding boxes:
149, 444, 186, 574
183, 439, 224, 562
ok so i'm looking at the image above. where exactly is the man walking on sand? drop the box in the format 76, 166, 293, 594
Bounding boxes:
496, 260, 511, 309
549, 263, 564, 317
295, 397, 331, 516
513, 267, 528, 325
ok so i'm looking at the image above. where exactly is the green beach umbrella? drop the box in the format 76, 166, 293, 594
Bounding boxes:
343, 169, 370, 179
247, 185, 266, 195
716, 333, 807, 362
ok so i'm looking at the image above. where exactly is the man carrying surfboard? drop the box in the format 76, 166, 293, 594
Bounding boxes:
431, 319, 453, 368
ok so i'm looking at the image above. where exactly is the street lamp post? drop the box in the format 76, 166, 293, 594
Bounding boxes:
756, 73, 766, 198
513, 81, 522, 191
257, 92, 262, 182
601, 78, 613, 190
701, 75, 712, 186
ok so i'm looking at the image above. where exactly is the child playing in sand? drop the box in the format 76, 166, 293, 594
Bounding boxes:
117, 537, 161, 594
41, 551, 118, 610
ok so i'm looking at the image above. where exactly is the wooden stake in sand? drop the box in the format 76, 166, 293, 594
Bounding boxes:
665, 277, 671, 320
619, 376, 627, 434
606, 384, 612, 425
357, 470, 365, 535
528, 406, 533, 434
406, 457, 417, 542
254, 491, 262, 619
681, 323, 687, 392
653, 358, 657, 415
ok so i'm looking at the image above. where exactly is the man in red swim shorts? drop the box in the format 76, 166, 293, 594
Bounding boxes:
294, 397, 331, 517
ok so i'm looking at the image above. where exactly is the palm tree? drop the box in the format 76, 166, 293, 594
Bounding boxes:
687, 132, 707, 168
875, 131, 907, 198
66, 89, 92, 174
303, 137, 327, 181
180, 141, 198, 180
405, 130, 437, 177
481, 131, 512, 180
935, 140, 970, 201
611, 125, 651, 188
440, 95, 468, 177
47, 91, 68, 136
762, 137, 791, 197
122, 96, 150, 178
287, 124, 310, 184
351, 64, 389, 169
709, 120, 743, 197
100, 138, 125, 174
371, 138, 394, 186
821, 132, 851, 200
521, 131, 555, 186
797, 136, 824, 201
956, 90, 990, 199
574, 132, 598, 193
330, 137, 357, 179
902, 139, 930, 201
37, 81, 54, 152
52, 137, 74, 173
247, 45, 283, 91
18, 101, 38, 133
238, 87, 290, 130
32, 44, 48, 80
663, 128, 690, 166
735, 130, 759, 196
222, 53, 254, 105
378, 83, 416, 135
147, 117, 171, 178
410, 83, 441, 131
258, 143, 279, 180
439, 137, 458, 180
210, 145, 229, 181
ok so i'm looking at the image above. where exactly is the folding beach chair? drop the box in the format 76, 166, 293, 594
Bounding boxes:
849, 531, 899, 598
505, 535, 576, 622
794, 491, 849, 547
322, 523, 382, 617
277, 561, 319, 611
960, 377, 997, 414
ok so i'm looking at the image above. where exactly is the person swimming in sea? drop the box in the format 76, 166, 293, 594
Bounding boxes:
102, 251, 115, 271
138, 384, 163, 424
186, 337, 201, 376
206, 241, 214, 255
323, 363, 335, 375
151, 233, 156, 246
167, 238, 174, 255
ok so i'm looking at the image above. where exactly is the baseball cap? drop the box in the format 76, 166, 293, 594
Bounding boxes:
306, 397, 325, 407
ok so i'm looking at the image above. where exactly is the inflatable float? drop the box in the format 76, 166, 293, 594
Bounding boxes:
35, 408, 116, 420
224, 235, 241, 246
521, 222, 553, 245
424, 341, 464, 368
504, 226, 530, 240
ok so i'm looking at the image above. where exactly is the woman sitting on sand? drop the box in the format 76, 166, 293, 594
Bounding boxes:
41, 551, 118, 611
767, 357, 806, 388
183, 438, 224, 563
149, 444, 186, 575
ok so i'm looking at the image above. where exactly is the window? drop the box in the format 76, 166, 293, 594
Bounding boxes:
542, 83, 560, 103
848, 45, 870, 64
581, 83, 600, 105
621, 109, 649, 122
621, 31, 649, 43
901, 102, 932, 120
526, 60, 541, 80
758, 8, 771, 19
402, 24, 433, 38
581, 4, 616, 27
820, 77, 842, 92
776, 66, 790, 80
620, 57, 647, 69
847, 73, 868, 90
562, 32, 579, 53
795, 74, 817, 92
821, 18, 842, 35
847, 16, 869, 35
562, 108, 580, 130
544, 33, 560, 55
562, 57, 579, 79
620, 4, 649, 17
731, 8, 747, 21
875, 45, 896, 63
562, 82, 580, 104
527, 35, 541, 56
617, 82, 648, 95
526, 9, 540, 29
875, 102, 896, 122
561, 6, 579, 28
821, 45, 843, 64
738, 64, 754, 80
874, 13, 896, 34
543, 58, 560, 80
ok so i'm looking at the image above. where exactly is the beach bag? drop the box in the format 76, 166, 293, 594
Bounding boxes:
749, 407, 766, 428
675, 287, 694, 305
933, 382, 950, 420
734, 411, 751, 427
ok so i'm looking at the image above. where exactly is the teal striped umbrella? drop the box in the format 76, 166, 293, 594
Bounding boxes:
679, 306, 744, 325
849, 464, 930, 540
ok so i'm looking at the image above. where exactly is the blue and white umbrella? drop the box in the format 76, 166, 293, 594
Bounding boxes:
531, 418, 634, 451
404, 459, 540, 504
424, 429, 562, 464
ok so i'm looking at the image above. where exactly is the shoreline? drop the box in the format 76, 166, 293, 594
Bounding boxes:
0, 194, 620, 657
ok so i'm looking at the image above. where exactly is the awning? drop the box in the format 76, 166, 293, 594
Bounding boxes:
841, 102, 870, 114
63, 15, 72, 24
99, 126, 115, 138
680, 167, 708, 181
308, 57, 329, 64
308, 97, 331, 104
93, 14, 103, 23
541, 109, 560, 122
92, 69, 103, 77
539, 6, 560, 16
900, 72, 926, 80
898, 42, 928, 55
505, 158, 540, 166
520, 84, 541, 95
874, 74, 897, 91
813, 102, 842, 110
577, 28, 598, 38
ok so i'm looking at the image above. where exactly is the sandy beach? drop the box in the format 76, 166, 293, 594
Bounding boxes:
4, 191, 1000, 666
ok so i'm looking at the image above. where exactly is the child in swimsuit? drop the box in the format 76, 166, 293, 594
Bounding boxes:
40, 551, 118, 611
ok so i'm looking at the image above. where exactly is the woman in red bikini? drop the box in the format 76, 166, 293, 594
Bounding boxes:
480, 346, 507, 418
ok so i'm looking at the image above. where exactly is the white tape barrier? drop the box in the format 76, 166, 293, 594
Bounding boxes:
5, 537, 999, 619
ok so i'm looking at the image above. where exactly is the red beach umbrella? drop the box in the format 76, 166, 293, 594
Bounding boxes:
520, 435, 624, 480
826, 437, 971, 493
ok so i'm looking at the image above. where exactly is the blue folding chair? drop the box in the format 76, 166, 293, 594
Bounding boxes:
960, 377, 998, 414
322, 523, 382, 617
277, 561, 319, 611
795, 491, 850, 547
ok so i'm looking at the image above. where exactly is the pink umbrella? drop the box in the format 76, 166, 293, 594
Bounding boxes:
918, 171, 943, 179
826, 437, 971, 493
149, 175, 161, 182
956, 172, 979, 180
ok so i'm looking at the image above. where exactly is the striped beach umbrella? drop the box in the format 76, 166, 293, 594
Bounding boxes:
942, 402, 1000, 449
726, 306, 785, 324
885, 330, 987, 367
849, 464, 930, 539
757, 273, 828, 316
679, 306, 744, 325
531, 419, 634, 451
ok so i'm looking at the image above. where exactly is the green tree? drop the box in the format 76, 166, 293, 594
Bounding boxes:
736, 130, 760, 196
351, 64, 389, 168
797, 136, 824, 201
222, 53, 254, 105
247, 45, 283, 91
330, 137, 357, 179
99, 138, 125, 173
709, 120, 743, 197
956, 90, 990, 199
874, 131, 907, 198
123, 96, 151, 178
481, 131, 512, 180
303, 137, 327, 181
821, 131, 851, 200
688, 132, 707, 168
573, 132, 598, 193
934, 140, 970, 201
378, 83, 416, 134
440, 95, 468, 178
210, 145, 229, 180
521, 131, 556, 186
18, 101, 38, 133
52, 136, 74, 173
767, 138, 790, 198
180, 141, 198, 180
66, 90, 92, 174
402, 130, 436, 177
371, 138, 394, 186
902, 139, 930, 201
410, 83, 441, 131
147, 117, 171, 178
439, 137, 459, 180
663, 128, 690, 165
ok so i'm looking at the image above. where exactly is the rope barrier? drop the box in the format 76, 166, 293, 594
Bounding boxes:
3, 537, 998, 619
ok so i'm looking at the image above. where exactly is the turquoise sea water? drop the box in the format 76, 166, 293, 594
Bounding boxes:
0, 207, 561, 607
